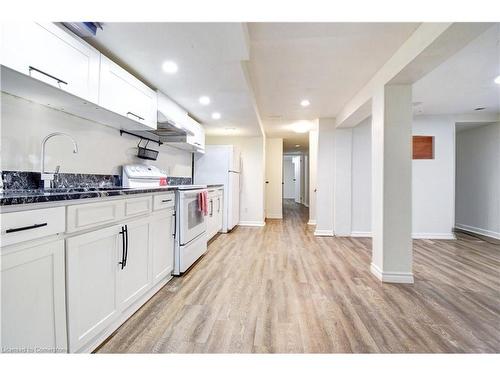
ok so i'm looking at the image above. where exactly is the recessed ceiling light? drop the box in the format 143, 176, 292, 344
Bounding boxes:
300, 99, 310, 107
494, 75, 500, 84
162, 61, 178, 74
295, 144, 300, 148
199, 96, 210, 105
474, 107, 486, 111
212, 112, 221, 120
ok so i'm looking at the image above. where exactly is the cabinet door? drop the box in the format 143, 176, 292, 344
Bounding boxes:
206, 197, 214, 239
186, 118, 205, 152
0, 22, 100, 103
150, 210, 175, 285
66, 226, 120, 352
99, 55, 157, 129
117, 217, 152, 311
216, 194, 223, 232
1, 240, 67, 353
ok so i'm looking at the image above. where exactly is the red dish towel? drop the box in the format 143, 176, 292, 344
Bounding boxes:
198, 191, 208, 216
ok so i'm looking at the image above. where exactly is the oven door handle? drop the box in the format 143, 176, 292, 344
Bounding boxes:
172, 211, 176, 238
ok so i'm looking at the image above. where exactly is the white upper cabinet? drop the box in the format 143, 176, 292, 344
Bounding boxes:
99, 55, 157, 129
157, 90, 188, 128
186, 117, 206, 152
0, 22, 100, 103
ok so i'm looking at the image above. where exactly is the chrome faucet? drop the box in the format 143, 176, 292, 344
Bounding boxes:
40, 132, 79, 189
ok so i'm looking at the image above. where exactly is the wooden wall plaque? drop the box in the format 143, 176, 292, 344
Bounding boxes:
413, 136, 434, 159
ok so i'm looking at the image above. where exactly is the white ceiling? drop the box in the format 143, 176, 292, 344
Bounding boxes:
247, 22, 420, 150
413, 24, 500, 116
84, 22, 499, 152
86, 23, 263, 136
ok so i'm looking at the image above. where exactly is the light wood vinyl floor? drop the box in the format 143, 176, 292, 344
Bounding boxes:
97, 199, 500, 353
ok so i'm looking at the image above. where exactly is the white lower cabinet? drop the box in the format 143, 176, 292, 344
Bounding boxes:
116, 218, 151, 311
65, 203, 174, 352
65, 225, 121, 353
206, 189, 223, 241
150, 209, 175, 285
1, 239, 67, 353
1, 193, 175, 353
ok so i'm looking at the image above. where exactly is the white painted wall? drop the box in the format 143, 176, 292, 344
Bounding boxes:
333, 128, 353, 236
351, 118, 372, 235
0, 93, 192, 177
456, 122, 500, 239
315, 118, 335, 236
265, 138, 283, 219
412, 116, 456, 239
206, 135, 265, 226
283, 156, 295, 199
351, 115, 457, 239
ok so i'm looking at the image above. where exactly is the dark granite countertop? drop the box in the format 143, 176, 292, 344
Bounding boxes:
0, 186, 177, 206
207, 184, 224, 188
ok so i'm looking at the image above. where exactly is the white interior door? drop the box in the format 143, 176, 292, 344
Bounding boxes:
293, 156, 301, 203
283, 158, 295, 199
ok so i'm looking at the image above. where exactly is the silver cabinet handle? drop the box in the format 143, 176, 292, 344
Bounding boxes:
161, 199, 172, 203
217, 197, 220, 212
29, 66, 67, 85
126, 111, 145, 121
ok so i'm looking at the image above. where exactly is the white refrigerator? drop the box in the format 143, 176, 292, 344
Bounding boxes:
194, 145, 241, 232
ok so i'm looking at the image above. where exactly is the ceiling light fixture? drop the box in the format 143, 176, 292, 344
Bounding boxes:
289, 121, 312, 133
300, 99, 310, 107
495, 75, 500, 84
199, 96, 210, 105
212, 112, 221, 120
295, 145, 300, 148
162, 61, 178, 74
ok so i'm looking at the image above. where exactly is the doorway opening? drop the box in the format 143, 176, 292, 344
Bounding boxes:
282, 153, 309, 220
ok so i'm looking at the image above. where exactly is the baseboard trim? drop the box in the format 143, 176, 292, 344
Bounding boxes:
412, 232, 456, 240
455, 224, 500, 240
307, 220, 316, 226
350, 231, 372, 237
349, 232, 456, 240
266, 215, 283, 220
239, 221, 266, 227
314, 229, 334, 237
370, 263, 414, 284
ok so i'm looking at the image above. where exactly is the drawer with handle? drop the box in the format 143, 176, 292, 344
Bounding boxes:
0, 207, 65, 247
153, 193, 175, 211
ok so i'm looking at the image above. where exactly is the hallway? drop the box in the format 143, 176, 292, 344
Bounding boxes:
97, 201, 500, 353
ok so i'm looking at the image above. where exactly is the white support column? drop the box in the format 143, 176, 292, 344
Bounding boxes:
308, 124, 319, 225
314, 118, 335, 236
370, 85, 414, 284
334, 128, 353, 236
